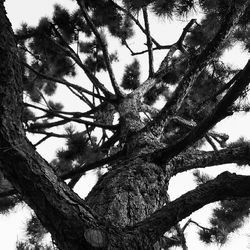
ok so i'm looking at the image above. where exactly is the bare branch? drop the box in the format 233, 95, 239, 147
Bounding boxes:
143, 7, 154, 77
23, 62, 108, 102
45, 34, 115, 100
130, 19, 197, 99
28, 115, 118, 131
205, 135, 218, 151
25, 103, 118, 131
34, 135, 51, 147
68, 131, 120, 188
68, 86, 94, 108
127, 18, 195, 57
60, 150, 124, 180
167, 143, 250, 176
76, 0, 124, 98
27, 130, 69, 138
157, 19, 196, 74
25, 103, 94, 118
110, 1, 161, 48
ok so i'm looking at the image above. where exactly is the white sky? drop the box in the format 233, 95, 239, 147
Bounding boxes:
2, 0, 250, 249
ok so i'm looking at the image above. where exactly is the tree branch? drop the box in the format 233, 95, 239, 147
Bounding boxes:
110, 1, 161, 48
157, 19, 196, 74
23, 62, 108, 102
147, 3, 249, 134
143, 7, 154, 77
130, 19, 197, 99
76, 0, 124, 98
25, 102, 97, 118
168, 143, 250, 176
34, 135, 51, 147
134, 171, 250, 243
66, 85, 94, 108
28, 115, 118, 131
25, 103, 118, 131
27, 130, 69, 138
150, 59, 250, 164
45, 34, 115, 100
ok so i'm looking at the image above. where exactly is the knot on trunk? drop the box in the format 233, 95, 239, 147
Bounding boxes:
84, 228, 106, 248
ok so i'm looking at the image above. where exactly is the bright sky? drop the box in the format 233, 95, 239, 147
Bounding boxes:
2, 0, 250, 249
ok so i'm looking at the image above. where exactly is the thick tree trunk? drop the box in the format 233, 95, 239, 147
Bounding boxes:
86, 152, 169, 227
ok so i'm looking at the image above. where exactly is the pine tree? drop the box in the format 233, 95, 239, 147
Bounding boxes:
1, 0, 250, 249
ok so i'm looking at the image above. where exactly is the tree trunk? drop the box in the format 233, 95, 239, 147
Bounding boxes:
86, 151, 169, 227
0, 3, 166, 249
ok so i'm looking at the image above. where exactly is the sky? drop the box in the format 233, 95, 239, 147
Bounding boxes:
2, 0, 250, 249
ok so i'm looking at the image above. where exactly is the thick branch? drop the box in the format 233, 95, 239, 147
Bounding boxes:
0, 148, 125, 198
168, 144, 250, 176
150, 60, 250, 164
134, 171, 250, 243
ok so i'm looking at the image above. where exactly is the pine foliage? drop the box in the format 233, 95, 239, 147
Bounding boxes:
121, 59, 141, 90
199, 198, 250, 245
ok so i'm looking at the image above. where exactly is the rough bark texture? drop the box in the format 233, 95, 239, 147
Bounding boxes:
86, 157, 169, 227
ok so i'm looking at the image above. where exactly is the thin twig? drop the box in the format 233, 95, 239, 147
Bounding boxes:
143, 7, 154, 77
23, 62, 108, 102
110, 1, 161, 47
45, 34, 115, 100
34, 135, 51, 147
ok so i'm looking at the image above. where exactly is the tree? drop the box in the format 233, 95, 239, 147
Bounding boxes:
1, 0, 250, 249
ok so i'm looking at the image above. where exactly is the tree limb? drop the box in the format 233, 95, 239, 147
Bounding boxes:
76, 0, 124, 98
143, 7, 154, 77
130, 19, 197, 99
28, 117, 117, 131
134, 171, 250, 243
168, 143, 250, 176
150, 59, 250, 164
46, 34, 115, 100
23, 62, 109, 102
110, 1, 161, 48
